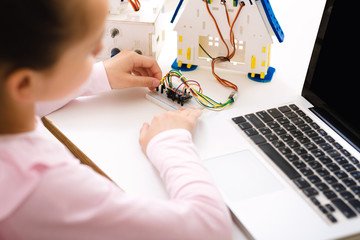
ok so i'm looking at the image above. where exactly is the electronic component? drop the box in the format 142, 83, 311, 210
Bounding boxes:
146, 69, 237, 111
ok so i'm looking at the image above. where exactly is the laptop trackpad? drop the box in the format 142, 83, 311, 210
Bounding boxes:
204, 150, 285, 202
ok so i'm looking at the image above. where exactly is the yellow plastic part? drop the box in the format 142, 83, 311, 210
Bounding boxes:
187, 64, 192, 69
260, 72, 265, 79
267, 44, 271, 69
251, 56, 256, 69
179, 36, 183, 42
178, 49, 182, 55
178, 60, 182, 67
251, 73, 255, 77
262, 46, 266, 53
187, 48, 191, 60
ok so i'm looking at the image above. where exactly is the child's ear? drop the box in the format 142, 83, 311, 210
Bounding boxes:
5, 69, 38, 103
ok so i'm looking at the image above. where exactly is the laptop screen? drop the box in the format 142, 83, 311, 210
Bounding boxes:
302, 0, 360, 151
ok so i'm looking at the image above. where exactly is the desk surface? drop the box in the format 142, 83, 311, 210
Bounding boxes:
43, 1, 326, 238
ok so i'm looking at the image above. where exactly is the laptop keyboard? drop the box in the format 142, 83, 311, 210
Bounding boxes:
232, 104, 360, 223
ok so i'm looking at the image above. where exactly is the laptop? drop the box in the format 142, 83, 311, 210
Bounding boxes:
201, 0, 360, 239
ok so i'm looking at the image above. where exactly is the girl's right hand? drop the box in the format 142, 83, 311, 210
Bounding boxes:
139, 108, 202, 153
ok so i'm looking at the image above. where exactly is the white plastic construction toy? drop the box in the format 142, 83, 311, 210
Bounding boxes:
96, 0, 165, 61
170, 0, 284, 82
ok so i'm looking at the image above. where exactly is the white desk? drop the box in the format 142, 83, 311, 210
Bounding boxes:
43, 1, 326, 238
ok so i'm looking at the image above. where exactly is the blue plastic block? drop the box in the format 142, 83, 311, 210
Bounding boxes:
171, 58, 198, 71
248, 66, 276, 83
258, 0, 284, 43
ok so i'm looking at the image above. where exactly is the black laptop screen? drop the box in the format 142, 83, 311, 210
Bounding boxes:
302, 0, 360, 150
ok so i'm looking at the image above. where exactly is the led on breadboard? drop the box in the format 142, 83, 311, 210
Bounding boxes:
145, 90, 202, 111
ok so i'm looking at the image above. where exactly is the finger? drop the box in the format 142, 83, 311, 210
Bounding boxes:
133, 54, 162, 80
139, 122, 149, 142
130, 75, 160, 88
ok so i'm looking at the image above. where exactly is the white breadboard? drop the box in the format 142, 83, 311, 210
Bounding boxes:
145, 90, 203, 111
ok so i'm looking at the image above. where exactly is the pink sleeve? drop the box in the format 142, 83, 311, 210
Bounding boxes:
35, 62, 111, 117
1, 130, 232, 240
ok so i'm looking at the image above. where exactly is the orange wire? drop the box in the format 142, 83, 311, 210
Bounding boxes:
128, 0, 141, 11
205, 0, 244, 91
205, 0, 230, 57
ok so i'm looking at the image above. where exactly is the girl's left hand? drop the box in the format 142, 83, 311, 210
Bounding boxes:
103, 50, 162, 90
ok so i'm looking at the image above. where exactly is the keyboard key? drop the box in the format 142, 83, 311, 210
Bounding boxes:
308, 161, 322, 169
258, 143, 301, 179
259, 127, 272, 135
267, 108, 283, 118
286, 154, 299, 162
265, 134, 278, 142
245, 114, 265, 128
335, 157, 348, 165
294, 178, 311, 189
277, 117, 289, 125
327, 214, 337, 223
334, 170, 348, 179
316, 168, 330, 177
289, 104, 299, 110
349, 156, 359, 164
298, 136, 311, 144
285, 112, 297, 119
311, 149, 325, 157
280, 134, 293, 142
308, 175, 321, 184
250, 135, 267, 145
311, 197, 320, 206
279, 147, 292, 155
303, 187, 319, 197
350, 186, 360, 195
332, 183, 346, 192
331, 198, 357, 218
325, 203, 335, 212
327, 149, 341, 158
232, 116, 246, 124
279, 106, 292, 113
310, 122, 320, 130
350, 171, 360, 180
244, 128, 258, 136
324, 176, 338, 184
340, 191, 354, 200
304, 142, 317, 151
348, 199, 360, 213
300, 167, 313, 176
342, 178, 356, 187
315, 182, 329, 191
306, 130, 319, 138
239, 122, 252, 130
343, 164, 356, 173
326, 163, 340, 172
323, 190, 337, 200
272, 140, 285, 148
301, 154, 315, 162
267, 121, 280, 129
283, 123, 296, 131
256, 111, 274, 122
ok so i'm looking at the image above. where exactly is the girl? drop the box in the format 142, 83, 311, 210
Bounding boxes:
0, 0, 232, 239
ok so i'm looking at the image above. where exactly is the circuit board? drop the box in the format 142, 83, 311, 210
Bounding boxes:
145, 87, 202, 111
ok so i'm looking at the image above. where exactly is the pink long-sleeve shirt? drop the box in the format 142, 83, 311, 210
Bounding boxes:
0, 62, 232, 240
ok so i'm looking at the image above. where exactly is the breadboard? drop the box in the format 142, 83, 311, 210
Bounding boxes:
145, 90, 203, 111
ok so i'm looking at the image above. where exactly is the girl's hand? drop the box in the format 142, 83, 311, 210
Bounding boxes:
103, 50, 162, 90
139, 108, 202, 153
